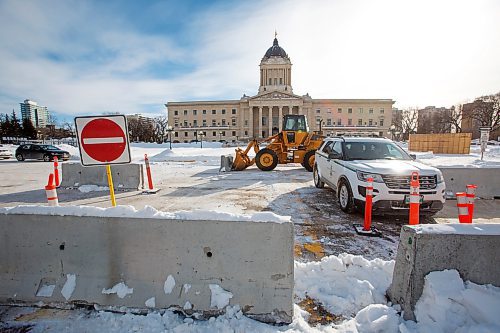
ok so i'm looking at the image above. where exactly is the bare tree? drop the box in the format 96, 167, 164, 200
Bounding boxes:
441, 105, 463, 133
469, 93, 500, 131
401, 108, 418, 140
153, 116, 169, 143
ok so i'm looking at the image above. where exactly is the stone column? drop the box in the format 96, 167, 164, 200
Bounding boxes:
258, 106, 263, 139
278, 106, 283, 132
248, 107, 254, 139
269, 106, 273, 136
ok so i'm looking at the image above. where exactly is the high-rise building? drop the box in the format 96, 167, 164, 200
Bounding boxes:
19, 99, 50, 128
417, 106, 452, 134
166, 37, 394, 143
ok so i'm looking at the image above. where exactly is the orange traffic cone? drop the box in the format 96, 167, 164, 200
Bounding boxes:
456, 192, 469, 223
45, 173, 59, 206
465, 184, 477, 223
409, 172, 420, 225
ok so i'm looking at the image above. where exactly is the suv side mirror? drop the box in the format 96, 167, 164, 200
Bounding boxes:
409, 154, 416, 160
328, 152, 342, 160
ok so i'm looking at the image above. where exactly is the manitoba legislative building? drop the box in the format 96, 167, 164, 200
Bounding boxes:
166, 37, 394, 143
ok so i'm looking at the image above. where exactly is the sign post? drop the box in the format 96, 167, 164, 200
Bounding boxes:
75, 115, 131, 207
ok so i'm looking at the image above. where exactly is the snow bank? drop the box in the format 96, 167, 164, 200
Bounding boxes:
410, 223, 500, 235
0, 205, 291, 224
294, 253, 395, 317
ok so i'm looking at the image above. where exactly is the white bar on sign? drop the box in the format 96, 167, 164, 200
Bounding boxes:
83, 137, 124, 144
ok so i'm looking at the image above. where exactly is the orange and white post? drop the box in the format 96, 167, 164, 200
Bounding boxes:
465, 184, 477, 223
144, 154, 153, 190
53, 156, 60, 187
456, 192, 469, 223
363, 177, 374, 231
45, 173, 59, 206
409, 171, 420, 225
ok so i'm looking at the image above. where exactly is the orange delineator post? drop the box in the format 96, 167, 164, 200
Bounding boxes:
465, 184, 477, 223
144, 154, 153, 190
409, 171, 420, 225
456, 192, 469, 223
363, 177, 374, 231
45, 173, 59, 206
53, 156, 60, 187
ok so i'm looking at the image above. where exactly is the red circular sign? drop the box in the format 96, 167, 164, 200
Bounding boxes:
81, 118, 126, 162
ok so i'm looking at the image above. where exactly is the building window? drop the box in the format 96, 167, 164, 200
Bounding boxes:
222, 109, 226, 114
202, 120, 207, 126
213, 131, 216, 136
348, 119, 352, 125
380, 108, 385, 114
338, 108, 342, 113
174, 132, 178, 137
359, 108, 363, 114
221, 131, 225, 137
380, 119, 384, 126
338, 118, 342, 125
212, 119, 216, 126
262, 117, 267, 126
184, 132, 188, 137
222, 119, 226, 126
183, 120, 188, 127
280, 78, 283, 85
244, 131, 248, 136
358, 119, 363, 126
327, 119, 332, 126
193, 110, 197, 115
348, 108, 352, 114
174, 111, 178, 116
269, 78, 272, 85
369, 108, 373, 114
231, 118, 236, 126
212, 110, 216, 115
203, 109, 207, 115
368, 119, 373, 126
184, 110, 188, 115
232, 109, 236, 114
244, 120, 248, 126
193, 120, 198, 126
316, 109, 320, 114
232, 131, 236, 136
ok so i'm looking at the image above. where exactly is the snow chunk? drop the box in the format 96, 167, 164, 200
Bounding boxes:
102, 282, 133, 299
354, 304, 400, 333
78, 185, 109, 193
183, 284, 191, 294
183, 301, 192, 310
61, 274, 76, 300
164, 275, 175, 294
410, 223, 500, 235
36, 284, 55, 297
209, 284, 233, 309
145, 297, 155, 308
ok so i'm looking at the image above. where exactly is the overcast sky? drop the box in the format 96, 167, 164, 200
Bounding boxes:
1, 0, 499, 122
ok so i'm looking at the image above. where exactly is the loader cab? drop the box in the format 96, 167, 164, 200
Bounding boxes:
282, 115, 309, 145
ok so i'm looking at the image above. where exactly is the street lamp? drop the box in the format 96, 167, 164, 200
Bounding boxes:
318, 119, 324, 134
219, 131, 222, 142
198, 131, 204, 148
388, 124, 396, 140
166, 125, 174, 150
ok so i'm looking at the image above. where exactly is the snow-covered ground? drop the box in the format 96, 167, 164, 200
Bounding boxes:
1, 141, 499, 332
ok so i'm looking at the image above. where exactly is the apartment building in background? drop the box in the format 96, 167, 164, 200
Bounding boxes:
19, 99, 50, 128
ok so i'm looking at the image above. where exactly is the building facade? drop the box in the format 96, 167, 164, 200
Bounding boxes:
166, 37, 394, 143
417, 106, 452, 134
19, 99, 50, 128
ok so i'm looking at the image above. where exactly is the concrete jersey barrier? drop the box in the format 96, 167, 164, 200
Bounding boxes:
60, 162, 142, 190
438, 167, 500, 199
388, 224, 500, 320
0, 213, 294, 323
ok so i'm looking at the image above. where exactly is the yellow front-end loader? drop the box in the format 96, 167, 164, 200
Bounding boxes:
223, 114, 324, 172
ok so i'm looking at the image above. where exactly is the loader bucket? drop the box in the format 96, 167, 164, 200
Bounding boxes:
231, 148, 254, 171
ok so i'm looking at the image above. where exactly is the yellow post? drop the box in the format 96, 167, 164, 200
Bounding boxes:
106, 164, 116, 207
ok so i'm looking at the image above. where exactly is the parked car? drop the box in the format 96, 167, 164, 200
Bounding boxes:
0, 145, 13, 159
15, 144, 70, 162
313, 137, 446, 215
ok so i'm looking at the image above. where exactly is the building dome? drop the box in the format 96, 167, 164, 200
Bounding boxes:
263, 38, 288, 59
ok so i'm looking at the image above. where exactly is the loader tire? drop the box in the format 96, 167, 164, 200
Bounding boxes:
256, 148, 279, 171
303, 150, 316, 172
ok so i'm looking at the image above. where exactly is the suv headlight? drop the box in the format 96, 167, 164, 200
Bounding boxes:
436, 172, 444, 183
356, 171, 384, 183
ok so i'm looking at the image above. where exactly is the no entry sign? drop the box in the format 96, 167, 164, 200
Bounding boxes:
75, 115, 131, 166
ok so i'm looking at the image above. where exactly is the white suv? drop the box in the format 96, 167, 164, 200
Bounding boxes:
313, 137, 446, 215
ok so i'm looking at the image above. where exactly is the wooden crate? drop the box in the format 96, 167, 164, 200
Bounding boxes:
409, 133, 471, 154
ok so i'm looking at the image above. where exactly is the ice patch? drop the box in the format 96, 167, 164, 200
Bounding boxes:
209, 284, 233, 309
183, 284, 191, 294
78, 185, 109, 193
145, 297, 155, 308
102, 282, 133, 299
61, 274, 76, 300
36, 284, 55, 297
164, 275, 175, 294
183, 301, 192, 310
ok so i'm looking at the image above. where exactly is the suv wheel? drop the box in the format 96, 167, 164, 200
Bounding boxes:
43, 154, 51, 162
16, 153, 24, 161
338, 179, 355, 213
313, 164, 324, 188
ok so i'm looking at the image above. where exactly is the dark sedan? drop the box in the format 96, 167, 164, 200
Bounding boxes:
15, 144, 70, 162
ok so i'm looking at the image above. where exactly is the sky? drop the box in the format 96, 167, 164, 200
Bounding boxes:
0, 0, 499, 123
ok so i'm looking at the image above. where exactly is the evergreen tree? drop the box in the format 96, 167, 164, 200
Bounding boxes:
10, 110, 21, 137
1, 114, 11, 138
21, 118, 37, 139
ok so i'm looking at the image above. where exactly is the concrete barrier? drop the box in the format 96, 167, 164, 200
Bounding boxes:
388, 224, 500, 320
438, 167, 500, 199
0, 212, 294, 323
60, 162, 142, 190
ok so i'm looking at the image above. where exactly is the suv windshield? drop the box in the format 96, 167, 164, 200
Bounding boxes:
343, 141, 411, 161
